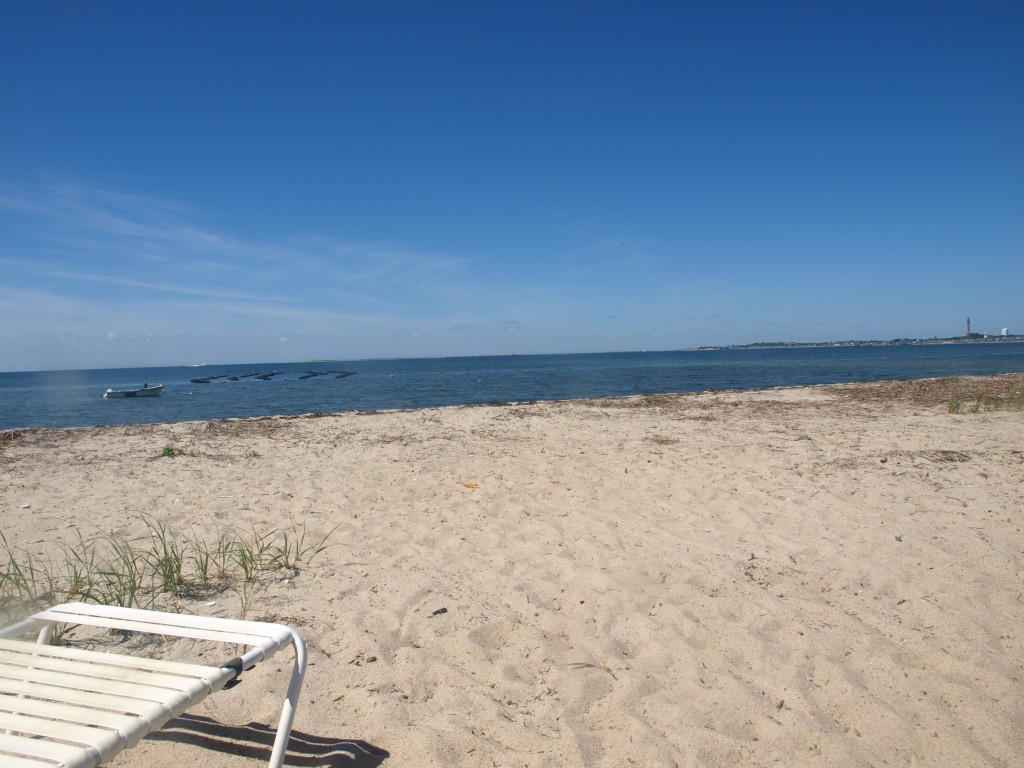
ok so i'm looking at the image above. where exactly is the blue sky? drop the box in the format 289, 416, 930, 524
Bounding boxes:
2, 2, 1021, 371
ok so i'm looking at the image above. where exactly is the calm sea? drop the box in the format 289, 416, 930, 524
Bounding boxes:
2, 343, 1023, 431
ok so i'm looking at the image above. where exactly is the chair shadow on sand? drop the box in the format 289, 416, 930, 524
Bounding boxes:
148, 713, 390, 767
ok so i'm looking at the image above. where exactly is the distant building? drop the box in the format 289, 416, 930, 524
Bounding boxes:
1003, 328, 1010, 336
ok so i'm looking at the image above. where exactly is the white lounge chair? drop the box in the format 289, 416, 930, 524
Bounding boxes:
0, 602, 307, 768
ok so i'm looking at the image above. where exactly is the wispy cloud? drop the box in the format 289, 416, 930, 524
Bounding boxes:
0, 178, 703, 369
0, 285, 86, 316
42, 270, 291, 302
1, 180, 472, 314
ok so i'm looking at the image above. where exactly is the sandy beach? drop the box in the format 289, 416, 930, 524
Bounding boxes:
1, 374, 1022, 768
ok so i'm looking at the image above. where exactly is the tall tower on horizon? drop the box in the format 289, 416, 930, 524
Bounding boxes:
967, 317, 971, 336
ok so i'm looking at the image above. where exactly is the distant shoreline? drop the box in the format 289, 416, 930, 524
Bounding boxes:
692, 336, 1024, 351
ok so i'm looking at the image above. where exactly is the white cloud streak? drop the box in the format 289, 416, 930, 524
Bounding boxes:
0, 179, 697, 369
1, 180, 472, 313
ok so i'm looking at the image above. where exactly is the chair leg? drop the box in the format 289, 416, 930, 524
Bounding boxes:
268, 630, 307, 768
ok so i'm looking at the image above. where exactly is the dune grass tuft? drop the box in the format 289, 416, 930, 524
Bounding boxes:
948, 391, 1024, 413
0, 519, 338, 630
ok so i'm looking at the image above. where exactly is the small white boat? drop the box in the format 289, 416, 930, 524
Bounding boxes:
102, 384, 164, 399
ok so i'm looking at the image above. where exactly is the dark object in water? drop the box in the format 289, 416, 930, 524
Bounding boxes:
299, 370, 356, 380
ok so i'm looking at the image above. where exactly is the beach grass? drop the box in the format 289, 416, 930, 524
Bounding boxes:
942, 374, 1024, 413
948, 390, 1024, 413
0, 519, 337, 631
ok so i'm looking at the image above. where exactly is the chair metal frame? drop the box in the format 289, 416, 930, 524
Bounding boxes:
0, 602, 306, 768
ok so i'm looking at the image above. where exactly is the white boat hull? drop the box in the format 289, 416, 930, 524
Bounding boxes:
103, 384, 164, 399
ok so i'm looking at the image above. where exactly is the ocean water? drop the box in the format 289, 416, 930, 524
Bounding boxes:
1, 343, 1023, 431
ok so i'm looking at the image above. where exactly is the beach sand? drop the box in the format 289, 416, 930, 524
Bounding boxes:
1, 375, 1022, 767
